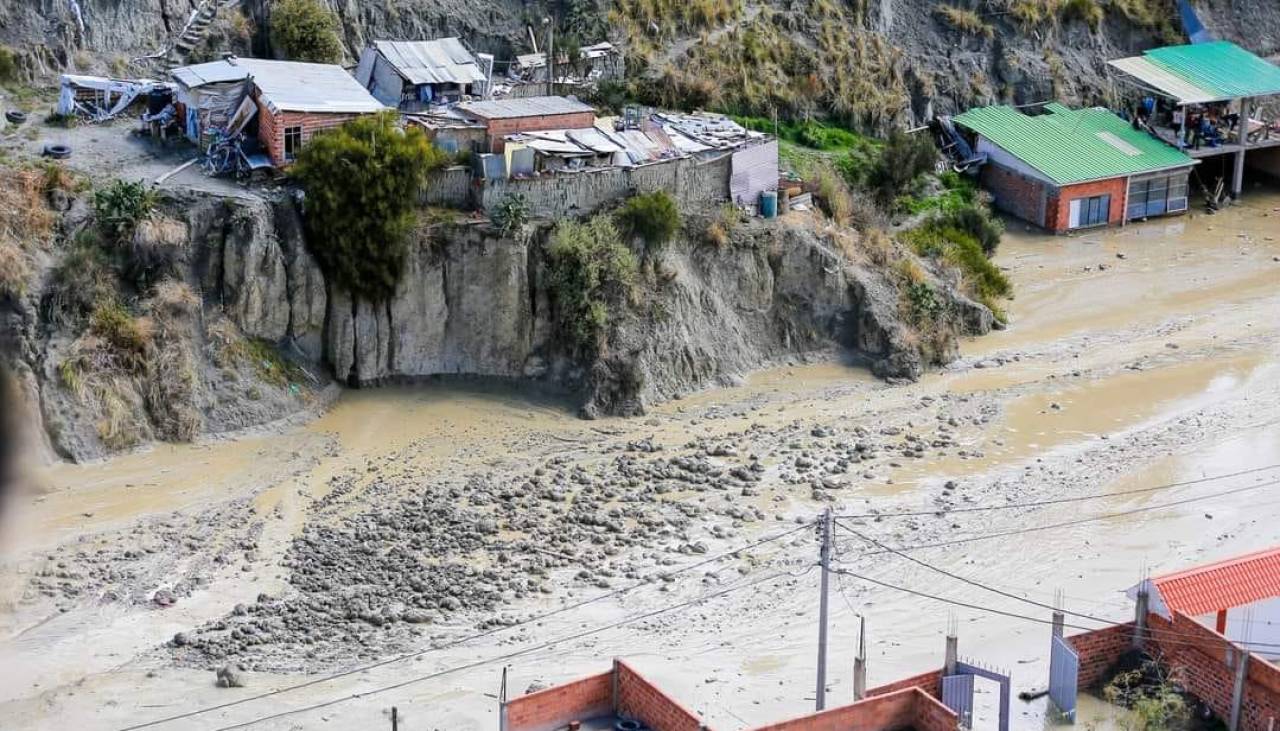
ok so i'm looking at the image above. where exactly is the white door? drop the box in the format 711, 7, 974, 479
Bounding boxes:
1068, 198, 1082, 228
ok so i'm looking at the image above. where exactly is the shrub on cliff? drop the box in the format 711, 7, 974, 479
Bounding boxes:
615, 191, 680, 250
93, 179, 157, 243
292, 111, 446, 301
270, 0, 344, 64
868, 130, 937, 204
546, 216, 638, 356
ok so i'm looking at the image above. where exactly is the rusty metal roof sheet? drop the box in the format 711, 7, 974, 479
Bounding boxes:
372, 38, 487, 86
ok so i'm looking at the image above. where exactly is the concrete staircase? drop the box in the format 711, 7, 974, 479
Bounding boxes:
133, 0, 244, 68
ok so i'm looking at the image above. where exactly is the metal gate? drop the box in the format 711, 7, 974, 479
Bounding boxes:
943, 673, 975, 729
1049, 635, 1079, 722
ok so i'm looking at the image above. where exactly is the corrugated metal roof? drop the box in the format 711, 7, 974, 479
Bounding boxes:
457, 95, 593, 120
231, 58, 386, 114
1107, 56, 1217, 104
372, 38, 486, 86
171, 60, 251, 88
953, 103, 1196, 185
1109, 41, 1280, 103
1151, 546, 1280, 616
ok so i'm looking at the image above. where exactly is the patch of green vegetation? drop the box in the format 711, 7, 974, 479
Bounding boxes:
615, 190, 680, 250
0, 46, 17, 84
490, 194, 529, 237
868, 130, 938, 205
270, 0, 344, 64
1103, 663, 1191, 731
242, 339, 307, 388
935, 4, 995, 37
900, 201, 1009, 319
902, 171, 979, 216
1061, 0, 1103, 28
292, 111, 447, 301
42, 233, 118, 328
44, 111, 78, 128
545, 215, 639, 356
93, 179, 157, 242
89, 301, 151, 364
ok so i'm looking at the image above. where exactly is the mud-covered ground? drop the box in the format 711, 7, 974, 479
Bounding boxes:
2, 184, 1280, 730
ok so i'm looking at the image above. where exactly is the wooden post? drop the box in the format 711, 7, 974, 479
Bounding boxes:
1217, 609, 1229, 634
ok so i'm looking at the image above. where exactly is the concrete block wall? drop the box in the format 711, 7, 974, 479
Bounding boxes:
979, 162, 1049, 228
422, 166, 473, 208
502, 670, 613, 731
615, 659, 707, 731
1066, 622, 1135, 689
478, 154, 733, 220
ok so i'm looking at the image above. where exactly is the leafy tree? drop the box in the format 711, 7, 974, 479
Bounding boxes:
270, 0, 344, 64
546, 215, 638, 355
867, 130, 938, 204
615, 190, 680, 250
292, 111, 446, 301
93, 180, 157, 242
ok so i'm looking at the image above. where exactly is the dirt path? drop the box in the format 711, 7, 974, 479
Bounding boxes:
2, 189, 1280, 730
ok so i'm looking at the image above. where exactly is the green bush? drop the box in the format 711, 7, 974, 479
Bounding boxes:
868, 130, 938, 204
0, 46, 18, 83
615, 191, 680, 249
94, 179, 157, 242
545, 215, 638, 355
89, 301, 151, 360
901, 219, 1010, 305
936, 203, 1004, 255
490, 194, 529, 237
270, 0, 344, 64
292, 111, 447, 301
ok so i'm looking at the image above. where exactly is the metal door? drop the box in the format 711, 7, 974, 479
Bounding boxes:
1049, 635, 1079, 721
943, 673, 976, 729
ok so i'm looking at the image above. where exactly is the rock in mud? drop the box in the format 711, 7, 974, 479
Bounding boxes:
216, 664, 246, 688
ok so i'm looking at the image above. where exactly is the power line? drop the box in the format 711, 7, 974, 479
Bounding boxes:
835, 480, 1279, 556
834, 464, 1280, 520
211, 566, 813, 730
119, 521, 816, 730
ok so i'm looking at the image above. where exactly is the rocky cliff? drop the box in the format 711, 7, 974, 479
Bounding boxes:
2, 184, 990, 461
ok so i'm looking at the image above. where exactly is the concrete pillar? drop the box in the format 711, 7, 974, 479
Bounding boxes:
1232, 96, 1249, 198
1133, 587, 1149, 649
945, 634, 958, 676
1052, 611, 1065, 640
854, 617, 867, 700
1217, 609, 1229, 634
1230, 647, 1250, 731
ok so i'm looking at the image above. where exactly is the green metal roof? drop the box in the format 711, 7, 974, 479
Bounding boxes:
953, 103, 1197, 185
1109, 41, 1280, 103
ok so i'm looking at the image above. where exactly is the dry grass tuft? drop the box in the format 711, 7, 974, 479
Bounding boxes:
0, 239, 31, 298
936, 5, 995, 37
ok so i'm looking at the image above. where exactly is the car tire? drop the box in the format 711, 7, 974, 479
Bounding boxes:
43, 144, 72, 160
5, 110, 27, 125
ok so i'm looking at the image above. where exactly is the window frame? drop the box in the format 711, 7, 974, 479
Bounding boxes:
283, 125, 304, 162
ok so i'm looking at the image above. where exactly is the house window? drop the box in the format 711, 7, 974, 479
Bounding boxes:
1068, 194, 1110, 229
1126, 172, 1190, 221
284, 126, 303, 162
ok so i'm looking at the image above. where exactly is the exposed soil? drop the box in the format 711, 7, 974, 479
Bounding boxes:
2, 184, 1280, 730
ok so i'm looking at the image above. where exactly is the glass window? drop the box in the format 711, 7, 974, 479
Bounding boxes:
284, 126, 303, 161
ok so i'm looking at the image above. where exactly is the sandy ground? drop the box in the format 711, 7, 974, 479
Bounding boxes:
2, 184, 1280, 731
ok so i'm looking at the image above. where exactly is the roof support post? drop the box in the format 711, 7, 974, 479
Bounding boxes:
1232, 96, 1248, 198
1133, 586, 1148, 649
1229, 645, 1249, 731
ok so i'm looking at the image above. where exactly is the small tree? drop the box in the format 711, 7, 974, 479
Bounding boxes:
867, 130, 938, 204
270, 0, 344, 64
546, 215, 638, 355
292, 111, 446, 301
615, 190, 680, 250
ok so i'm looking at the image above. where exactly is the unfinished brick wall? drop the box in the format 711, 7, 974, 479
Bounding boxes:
866, 669, 943, 699
980, 163, 1049, 228
478, 111, 597, 152
1146, 612, 1280, 731
748, 687, 957, 731
1044, 178, 1127, 232
615, 660, 707, 731
1066, 622, 1135, 689
253, 93, 363, 167
502, 670, 613, 731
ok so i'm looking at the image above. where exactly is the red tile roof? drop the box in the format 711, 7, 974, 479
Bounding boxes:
1152, 546, 1280, 616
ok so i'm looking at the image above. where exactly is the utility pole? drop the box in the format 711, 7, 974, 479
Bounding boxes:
391, 706, 398, 731
544, 18, 555, 97
853, 615, 867, 700
816, 507, 833, 711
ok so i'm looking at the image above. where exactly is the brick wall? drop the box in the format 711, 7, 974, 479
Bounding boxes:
748, 687, 957, 731
615, 660, 707, 731
1045, 177, 1127, 232
1066, 622, 1135, 689
980, 162, 1049, 228
254, 92, 364, 167
503, 670, 613, 731
866, 669, 943, 699
479, 111, 597, 152
1145, 611, 1280, 731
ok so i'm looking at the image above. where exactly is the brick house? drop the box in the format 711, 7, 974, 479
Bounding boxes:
455, 96, 596, 153
954, 104, 1198, 233
204, 58, 387, 168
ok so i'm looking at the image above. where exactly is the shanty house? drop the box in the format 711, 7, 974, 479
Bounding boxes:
170, 60, 252, 148
224, 58, 386, 168
355, 38, 490, 111
954, 104, 1198, 232
455, 96, 596, 153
